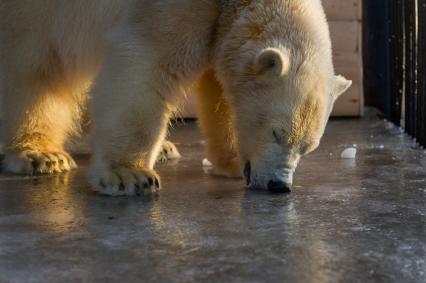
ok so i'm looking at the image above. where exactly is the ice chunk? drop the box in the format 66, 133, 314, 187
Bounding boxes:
341, 148, 357, 159
202, 158, 213, 167
385, 122, 396, 130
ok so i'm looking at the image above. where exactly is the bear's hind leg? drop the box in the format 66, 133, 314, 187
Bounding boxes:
2, 84, 80, 175
195, 70, 241, 178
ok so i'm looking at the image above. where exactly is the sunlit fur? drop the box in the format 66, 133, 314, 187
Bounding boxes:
213, 0, 352, 188
0, 0, 351, 195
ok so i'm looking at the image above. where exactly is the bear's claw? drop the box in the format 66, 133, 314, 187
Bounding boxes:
93, 167, 161, 196
156, 140, 181, 163
2, 150, 77, 175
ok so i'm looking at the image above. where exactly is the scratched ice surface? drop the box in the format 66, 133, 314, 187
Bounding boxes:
0, 111, 425, 283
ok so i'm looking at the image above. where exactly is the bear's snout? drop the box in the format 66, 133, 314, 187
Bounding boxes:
267, 180, 292, 193
246, 161, 294, 193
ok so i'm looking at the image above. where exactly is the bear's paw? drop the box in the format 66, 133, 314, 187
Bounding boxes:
156, 140, 181, 163
2, 150, 77, 175
92, 167, 161, 197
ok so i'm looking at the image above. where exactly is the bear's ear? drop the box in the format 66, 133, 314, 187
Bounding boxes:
333, 75, 352, 98
254, 48, 290, 78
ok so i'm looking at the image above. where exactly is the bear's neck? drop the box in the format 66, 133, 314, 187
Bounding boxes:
215, 0, 253, 43
218, 0, 253, 23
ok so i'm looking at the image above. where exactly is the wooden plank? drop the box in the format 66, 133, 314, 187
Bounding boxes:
332, 84, 363, 117
334, 52, 363, 85
329, 21, 361, 54
323, 0, 362, 21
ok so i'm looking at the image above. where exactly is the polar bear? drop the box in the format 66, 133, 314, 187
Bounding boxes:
0, 0, 351, 196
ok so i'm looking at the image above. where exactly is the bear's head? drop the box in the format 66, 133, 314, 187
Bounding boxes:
215, 0, 352, 192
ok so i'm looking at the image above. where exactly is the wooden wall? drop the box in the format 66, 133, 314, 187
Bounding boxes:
325, 0, 364, 116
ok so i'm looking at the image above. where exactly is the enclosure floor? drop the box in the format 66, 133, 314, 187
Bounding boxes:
1, 113, 425, 283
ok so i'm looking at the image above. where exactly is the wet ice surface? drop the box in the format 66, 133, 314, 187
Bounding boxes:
1, 113, 426, 283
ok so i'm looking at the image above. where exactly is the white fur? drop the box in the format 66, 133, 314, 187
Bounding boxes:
0, 0, 352, 194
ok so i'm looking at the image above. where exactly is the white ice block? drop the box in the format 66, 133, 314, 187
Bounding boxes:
202, 158, 213, 167
341, 148, 357, 159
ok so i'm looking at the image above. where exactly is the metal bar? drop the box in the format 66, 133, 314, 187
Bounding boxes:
389, 0, 404, 126
418, 0, 426, 147
416, 0, 422, 146
404, 0, 416, 136
387, 0, 426, 146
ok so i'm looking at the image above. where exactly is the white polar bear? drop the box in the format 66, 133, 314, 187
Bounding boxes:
0, 0, 351, 196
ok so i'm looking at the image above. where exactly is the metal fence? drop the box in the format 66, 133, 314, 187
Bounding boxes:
389, 0, 426, 147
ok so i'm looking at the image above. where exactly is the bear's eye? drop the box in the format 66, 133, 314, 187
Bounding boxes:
273, 130, 283, 145
300, 144, 310, 155
266, 59, 276, 69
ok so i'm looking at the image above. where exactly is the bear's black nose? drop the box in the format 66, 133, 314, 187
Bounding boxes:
267, 180, 291, 193
244, 161, 251, 185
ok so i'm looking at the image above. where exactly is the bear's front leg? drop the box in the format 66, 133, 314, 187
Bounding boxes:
89, 92, 171, 196
195, 70, 241, 178
89, 41, 175, 196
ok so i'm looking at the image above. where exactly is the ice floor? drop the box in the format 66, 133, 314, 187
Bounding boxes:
1, 112, 426, 283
